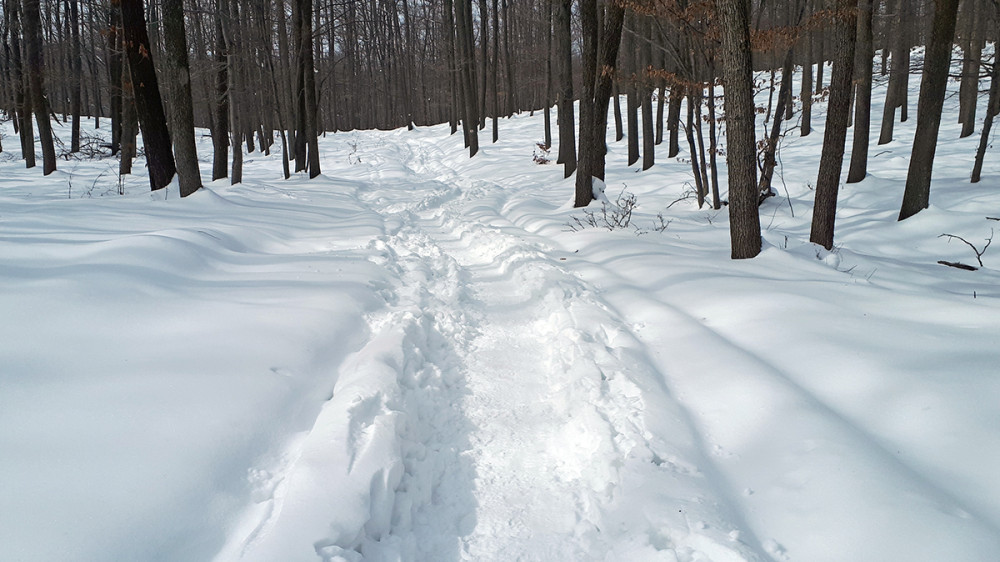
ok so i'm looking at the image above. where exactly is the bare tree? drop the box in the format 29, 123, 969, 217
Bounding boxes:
810, 0, 857, 249
22, 0, 55, 175
846, 0, 874, 183
574, 0, 626, 208
163, 0, 202, 196
716, 0, 761, 258
898, 0, 961, 221
118, 0, 177, 191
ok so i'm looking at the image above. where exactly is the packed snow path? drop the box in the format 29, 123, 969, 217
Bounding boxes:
217, 134, 765, 562
212, 124, 1000, 562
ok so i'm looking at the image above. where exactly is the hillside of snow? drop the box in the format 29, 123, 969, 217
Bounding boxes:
2, 59, 999, 562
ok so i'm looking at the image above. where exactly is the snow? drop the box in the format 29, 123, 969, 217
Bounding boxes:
2, 56, 1000, 562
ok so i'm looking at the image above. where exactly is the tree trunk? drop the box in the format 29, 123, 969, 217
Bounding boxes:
625, 14, 639, 166
163, 0, 202, 196
212, 0, 229, 180
686, 89, 705, 207
957, 1, 982, 139
443, 0, 459, 135
899, 0, 961, 220
7, 0, 35, 167
810, 0, 857, 249
300, 0, 320, 177
801, 11, 813, 137
846, 0, 874, 183
120, 59, 137, 176
543, 0, 552, 147
707, 70, 721, 210
575, 0, 625, 207
758, 50, 795, 197
667, 86, 682, 157
716, 0, 761, 259
119, 0, 176, 191
22, 0, 56, 175
455, 0, 479, 156
554, 0, 574, 175
878, 0, 907, 144
971, 47, 998, 183
69, 0, 81, 153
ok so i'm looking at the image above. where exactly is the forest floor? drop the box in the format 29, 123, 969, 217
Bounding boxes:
2, 61, 1000, 562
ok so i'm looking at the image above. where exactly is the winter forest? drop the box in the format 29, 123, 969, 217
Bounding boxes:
2, 0, 1000, 560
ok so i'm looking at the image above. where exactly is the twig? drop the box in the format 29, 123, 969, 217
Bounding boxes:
939, 229, 993, 267
938, 260, 978, 271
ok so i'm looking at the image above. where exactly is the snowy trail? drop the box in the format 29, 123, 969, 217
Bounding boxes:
333, 134, 767, 560
220, 132, 768, 561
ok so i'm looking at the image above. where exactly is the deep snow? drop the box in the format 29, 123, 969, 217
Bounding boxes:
2, 55, 999, 562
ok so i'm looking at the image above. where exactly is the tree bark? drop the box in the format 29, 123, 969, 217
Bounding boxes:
971, 47, 998, 183
7, 0, 35, 167
554, 0, 575, 176
22, 0, 56, 175
119, 0, 176, 191
212, 0, 229, 180
878, 0, 907, 144
575, 0, 625, 207
163, 0, 202, 196
69, 0, 81, 153
898, 0, 961, 221
455, 0, 479, 156
810, 0, 857, 249
846, 0, 874, 183
299, 0, 320, 177
716, 0, 761, 259
667, 86, 682, 157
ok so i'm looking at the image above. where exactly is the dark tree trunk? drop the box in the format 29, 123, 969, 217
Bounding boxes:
575, 0, 625, 207
120, 59, 137, 176
108, 0, 123, 155
958, 2, 982, 139
300, 0, 320, 177
846, 0, 874, 183
667, 86, 682, 157
878, 0, 907, 144
543, 0, 552, 147
212, 0, 229, 180
491, 0, 499, 143
502, 0, 516, 116
971, 47, 998, 183
707, 71, 721, 210
7, 0, 35, 167
655, 85, 665, 145
292, 0, 307, 171
456, 0, 479, 156
686, 89, 705, 207
899, 0, 961, 221
163, 0, 202, 196
810, 0, 857, 250
22, 0, 56, 175
716, 0, 761, 259
69, 0, 81, 153
625, 13, 639, 166
478, 0, 487, 129
554, 0, 574, 176
801, 20, 813, 137
119, 0, 176, 191
758, 50, 795, 197
613, 84, 624, 141
443, 0, 459, 135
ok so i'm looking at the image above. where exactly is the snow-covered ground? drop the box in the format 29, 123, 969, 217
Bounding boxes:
2, 58, 999, 561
